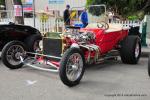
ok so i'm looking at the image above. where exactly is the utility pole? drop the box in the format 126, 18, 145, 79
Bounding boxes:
13, 0, 24, 24
5, 0, 13, 11
33, 0, 35, 27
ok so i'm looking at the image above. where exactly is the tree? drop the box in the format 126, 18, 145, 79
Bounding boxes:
0, 0, 5, 5
13, 0, 24, 24
0, 0, 5, 10
86, 0, 150, 20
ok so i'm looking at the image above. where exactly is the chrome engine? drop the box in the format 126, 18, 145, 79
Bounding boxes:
75, 31, 96, 43
65, 30, 96, 44
65, 29, 100, 64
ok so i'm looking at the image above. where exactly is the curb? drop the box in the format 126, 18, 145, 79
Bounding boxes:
141, 52, 149, 57
141, 47, 150, 57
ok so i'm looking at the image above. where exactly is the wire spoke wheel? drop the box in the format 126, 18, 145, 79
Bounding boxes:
66, 53, 83, 81
6, 45, 25, 66
59, 48, 85, 87
1, 41, 26, 69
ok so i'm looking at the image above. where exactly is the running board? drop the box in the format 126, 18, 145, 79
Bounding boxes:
96, 56, 118, 64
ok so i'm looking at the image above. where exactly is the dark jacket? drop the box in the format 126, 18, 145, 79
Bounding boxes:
63, 9, 70, 25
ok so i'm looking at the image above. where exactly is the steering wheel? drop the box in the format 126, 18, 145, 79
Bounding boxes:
97, 21, 109, 30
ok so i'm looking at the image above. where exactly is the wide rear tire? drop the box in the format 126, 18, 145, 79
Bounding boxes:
120, 36, 141, 64
59, 48, 85, 87
1, 41, 26, 69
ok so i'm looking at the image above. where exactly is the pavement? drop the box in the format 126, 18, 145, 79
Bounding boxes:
0, 39, 149, 100
141, 47, 149, 57
0, 58, 149, 100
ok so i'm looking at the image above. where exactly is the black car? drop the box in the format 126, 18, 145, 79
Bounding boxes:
0, 22, 42, 52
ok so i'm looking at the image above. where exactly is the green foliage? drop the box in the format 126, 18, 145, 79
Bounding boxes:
86, 0, 150, 20
0, 0, 5, 5
88, 6, 105, 16
128, 16, 138, 20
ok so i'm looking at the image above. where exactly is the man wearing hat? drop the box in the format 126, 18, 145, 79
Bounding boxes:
63, 5, 70, 26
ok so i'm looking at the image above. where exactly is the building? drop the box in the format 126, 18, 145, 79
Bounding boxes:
5, 0, 86, 17
35, 0, 86, 16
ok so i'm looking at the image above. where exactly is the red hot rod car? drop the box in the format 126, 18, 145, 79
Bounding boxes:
1, 5, 141, 87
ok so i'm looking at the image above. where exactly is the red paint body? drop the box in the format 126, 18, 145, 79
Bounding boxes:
81, 28, 128, 54
37, 27, 128, 68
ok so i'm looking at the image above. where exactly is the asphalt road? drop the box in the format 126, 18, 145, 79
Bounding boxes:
0, 58, 150, 100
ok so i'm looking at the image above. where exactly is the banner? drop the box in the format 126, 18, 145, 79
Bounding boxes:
22, 0, 33, 11
14, 5, 23, 16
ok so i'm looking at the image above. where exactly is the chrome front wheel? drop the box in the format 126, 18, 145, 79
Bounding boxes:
59, 48, 85, 87
66, 53, 83, 82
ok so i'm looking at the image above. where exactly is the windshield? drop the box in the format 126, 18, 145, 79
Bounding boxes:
71, 5, 107, 24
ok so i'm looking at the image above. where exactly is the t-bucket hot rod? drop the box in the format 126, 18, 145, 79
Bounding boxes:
1, 5, 141, 87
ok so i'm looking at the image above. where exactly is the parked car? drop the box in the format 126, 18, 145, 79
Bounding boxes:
0, 22, 42, 52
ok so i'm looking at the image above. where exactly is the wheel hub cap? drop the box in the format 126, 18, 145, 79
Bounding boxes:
135, 42, 140, 58
66, 53, 83, 81
6, 45, 25, 66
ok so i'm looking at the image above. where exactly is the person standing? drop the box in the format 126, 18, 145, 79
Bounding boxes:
81, 8, 88, 28
63, 5, 70, 26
